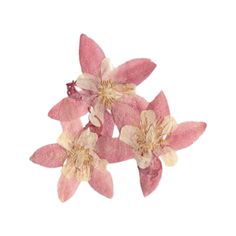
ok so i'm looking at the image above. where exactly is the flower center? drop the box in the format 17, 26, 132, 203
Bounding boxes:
137, 116, 176, 156
62, 145, 93, 181
98, 80, 136, 108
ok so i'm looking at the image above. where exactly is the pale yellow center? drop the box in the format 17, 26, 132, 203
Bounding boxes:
98, 80, 135, 108
62, 145, 93, 181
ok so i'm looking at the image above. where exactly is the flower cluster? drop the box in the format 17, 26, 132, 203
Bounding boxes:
30, 34, 206, 201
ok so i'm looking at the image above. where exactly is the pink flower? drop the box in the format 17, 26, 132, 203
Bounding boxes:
30, 118, 133, 201
49, 34, 156, 127
116, 91, 207, 197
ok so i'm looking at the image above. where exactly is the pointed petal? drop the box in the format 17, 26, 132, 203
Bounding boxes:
148, 91, 170, 119
61, 117, 83, 139
139, 156, 162, 197
89, 168, 113, 198
79, 34, 105, 76
48, 97, 88, 122
30, 144, 67, 168
76, 73, 98, 92
161, 149, 178, 166
111, 102, 140, 130
96, 137, 134, 163
57, 174, 80, 202
140, 110, 156, 128
111, 59, 156, 85
167, 122, 207, 150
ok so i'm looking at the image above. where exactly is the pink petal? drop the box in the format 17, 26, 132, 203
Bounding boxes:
61, 117, 83, 139
30, 144, 67, 168
57, 174, 80, 202
147, 91, 170, 119
167, 122, 207, 150
48, 97, 88, 122
111, 59, 156, 85
139, 156, 162, 197
79, 34, 105, 76
119, 95, 148, 112
89, 168, 113, 198
96, 137, 134, 163
111, 101, 140, 131
90, 111, 115, 137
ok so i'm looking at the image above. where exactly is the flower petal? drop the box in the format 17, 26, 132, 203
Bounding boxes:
135, 151, 153, 169
79, 34, 105, 76
30, 144, 67, 168
167, 122, 207, 150
120, 125, 140, 148
111, 102, 140, 131
161, 149, 178, 166
138, 156, 162, 197
89, 168, 113, 198
48, 97, 88, 122
61, 117, 83, 139
76, 73, 98, 92
96, 137, 134, 163
90, 111, 114, 137
140, 110, 156, 128
148, 91, 170, 119
77, 129, 98, 149
101, 58, 114, 80
118, 95, 148, 112
89, 100, 105, 127
57, 174, 80, 202
111, 59, 156, 85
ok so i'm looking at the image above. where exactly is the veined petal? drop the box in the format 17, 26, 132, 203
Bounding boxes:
96, 137, 134, 163
57, 174, 80, 202
30, 144, 67, 168
148, 91, 170, 120
161, 149, 178, 166
48, 97, 88, 122
89, 168, 113, 198
119, 95, 149, 112
138, 156, 162, 197
76, 73, 98, 92
89, 100, 105, 127
111, 59, 156, 85
167, 122, 207, 150
79, 34, 105, 76
77, 129, 98, 150
111, 102, 140, 130
120, 125, 140, 148
101, 58, 114, 80
140, 110, 156, 129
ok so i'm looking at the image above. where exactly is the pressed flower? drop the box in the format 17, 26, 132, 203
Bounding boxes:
118, 91, 206, 196
30, 119, 133, 201
73, 34, 156, 127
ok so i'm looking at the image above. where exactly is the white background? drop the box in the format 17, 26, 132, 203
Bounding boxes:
0, 0, 235, 235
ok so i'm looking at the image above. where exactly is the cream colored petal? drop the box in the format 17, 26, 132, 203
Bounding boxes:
161, 149, 178, 166
90, 151, 108, 172
113, 83, 136, 95
146, 124, 156, 144
57, 132, 73, 151
161, 116, 177, 136
89, 100, 105, 127
140, 110, 157, 129
77, 129, 98, 149
120, 125, 140, 148
135, 151, 153, 169
101, 58, 114, 80
76, 73, 98, 92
